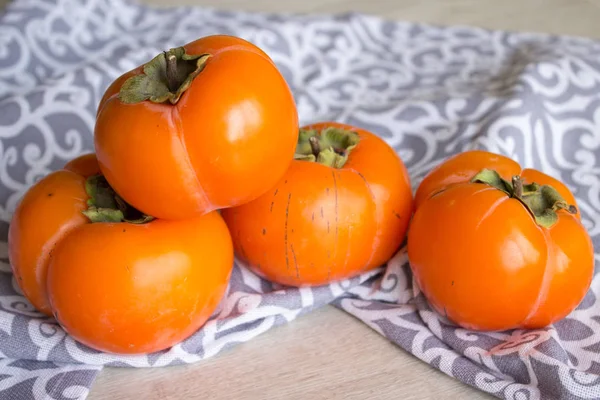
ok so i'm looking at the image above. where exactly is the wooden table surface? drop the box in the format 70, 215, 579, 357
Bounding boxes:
80, 0, 599, 399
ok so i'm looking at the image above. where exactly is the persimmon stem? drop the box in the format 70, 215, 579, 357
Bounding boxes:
83, 175, 155, 224
309, 136, 321, 158
166, 53, 178, 92
472, 169, 578, 228
119, 48, 211, 105
512, 175, 523, 198
294, 128, 360, 169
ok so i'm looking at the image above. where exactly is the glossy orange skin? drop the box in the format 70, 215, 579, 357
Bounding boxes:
408, 150, 594, 331
95, 35, 298, 220
64, 153, 101, 177
9, 154, 233, 354
9, 158, 91, 315
222, 122, 414, 286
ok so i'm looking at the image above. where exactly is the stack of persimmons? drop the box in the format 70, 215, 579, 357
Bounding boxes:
8, 35, 594, 354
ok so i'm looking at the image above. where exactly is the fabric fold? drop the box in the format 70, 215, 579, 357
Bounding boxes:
0, 0, 599, 399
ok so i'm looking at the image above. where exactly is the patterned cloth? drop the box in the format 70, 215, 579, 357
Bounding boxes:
0, 0, 599, 399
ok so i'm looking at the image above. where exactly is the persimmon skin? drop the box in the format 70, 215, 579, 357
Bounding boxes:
8, 168, 89, 315
414, 150, 521, 209
47, 213, 232, 354
64, 153, 102, 177
222, 122, 414, 286
9, 153, 233, 353
94, 35, 298, 220
408, 150, 594, 331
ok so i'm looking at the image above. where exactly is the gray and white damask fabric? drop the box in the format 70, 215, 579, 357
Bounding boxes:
0, 0, 599, 398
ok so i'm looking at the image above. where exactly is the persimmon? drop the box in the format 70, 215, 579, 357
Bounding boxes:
94, 35, 298, 220
222, 122, 414, 286
8, 154, 233, 354
408, 150, 594, 330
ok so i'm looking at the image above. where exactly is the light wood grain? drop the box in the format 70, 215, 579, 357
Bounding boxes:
85, 0, 600, 399
90, 307, 493, 400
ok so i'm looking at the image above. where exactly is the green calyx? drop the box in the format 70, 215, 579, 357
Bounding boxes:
471, 169, 577, 228
83, 175, 154, 224
294, 127, 360, 168
118, 47, 211, 105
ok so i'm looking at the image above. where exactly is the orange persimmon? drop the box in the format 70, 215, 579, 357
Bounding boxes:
95, 35, 298, 220
222, 122, 414, 286
8, 154, 233, 354
408, 150, 594, 331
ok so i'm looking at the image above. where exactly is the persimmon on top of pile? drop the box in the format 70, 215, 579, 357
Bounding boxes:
94, 35, 299, 220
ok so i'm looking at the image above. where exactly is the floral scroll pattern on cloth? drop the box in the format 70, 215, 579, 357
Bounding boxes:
0, 0, 599, 399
